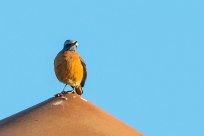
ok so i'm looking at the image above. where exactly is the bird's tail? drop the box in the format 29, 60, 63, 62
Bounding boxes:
75, 86, 83, 95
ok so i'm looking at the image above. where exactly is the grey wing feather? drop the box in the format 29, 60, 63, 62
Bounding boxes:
80, 57, 87, 87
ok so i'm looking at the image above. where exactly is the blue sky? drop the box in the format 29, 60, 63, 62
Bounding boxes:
0, 0, 203, 135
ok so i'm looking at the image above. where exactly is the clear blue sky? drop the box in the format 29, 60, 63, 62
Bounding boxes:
0, 0, 203, 135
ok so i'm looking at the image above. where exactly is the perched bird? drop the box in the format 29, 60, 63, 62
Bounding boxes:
54, 40, 87, 96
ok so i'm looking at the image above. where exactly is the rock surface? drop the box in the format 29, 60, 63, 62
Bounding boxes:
0, 93, 143, 136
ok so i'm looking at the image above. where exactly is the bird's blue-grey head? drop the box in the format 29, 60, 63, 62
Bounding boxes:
63, 40, 78, 52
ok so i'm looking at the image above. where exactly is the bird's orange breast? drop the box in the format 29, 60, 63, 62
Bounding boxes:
54, 51, 84, 87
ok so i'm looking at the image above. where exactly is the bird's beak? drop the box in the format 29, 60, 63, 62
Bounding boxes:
75, 41, 78, 47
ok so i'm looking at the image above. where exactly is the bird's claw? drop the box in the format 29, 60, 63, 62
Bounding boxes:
64, 90, 76, 94
55, 91, 68, 100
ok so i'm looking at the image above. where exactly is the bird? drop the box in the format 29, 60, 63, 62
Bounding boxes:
54, 40, 87, 98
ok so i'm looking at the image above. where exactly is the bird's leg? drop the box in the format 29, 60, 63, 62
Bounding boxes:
61, 84, 67, 93
72, 87, 76, 94
54, 84, 68, 100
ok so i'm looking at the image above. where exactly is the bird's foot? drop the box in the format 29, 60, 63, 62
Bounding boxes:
65, 90, 76, 94
71, 87, 77, 94
54, 91, 68, 100
71, 90, 76, 94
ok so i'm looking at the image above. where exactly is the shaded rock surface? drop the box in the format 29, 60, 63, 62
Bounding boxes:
0, 93, 143, 136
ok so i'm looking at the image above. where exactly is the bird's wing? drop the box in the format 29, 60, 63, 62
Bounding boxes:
80, 57, 87, 87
